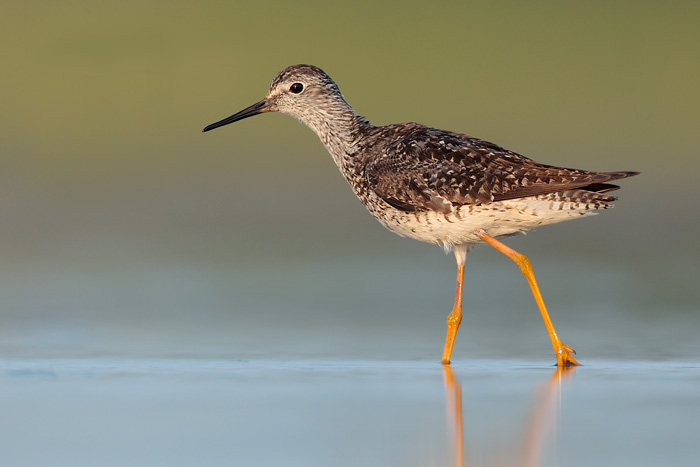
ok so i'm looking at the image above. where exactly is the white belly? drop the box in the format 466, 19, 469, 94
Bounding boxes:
370, 195, 603, 248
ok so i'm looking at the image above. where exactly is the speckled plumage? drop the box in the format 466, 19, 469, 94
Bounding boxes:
205, 64, 637, 252
203, 64, 639, 365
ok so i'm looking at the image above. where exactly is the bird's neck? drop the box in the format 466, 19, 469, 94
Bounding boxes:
301, 100, 373, 169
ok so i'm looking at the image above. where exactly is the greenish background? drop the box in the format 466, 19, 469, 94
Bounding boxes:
0, 1, 698, 358
2, 3, 700, 466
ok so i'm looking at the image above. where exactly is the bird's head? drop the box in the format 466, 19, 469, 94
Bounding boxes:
203, 64, 347, 133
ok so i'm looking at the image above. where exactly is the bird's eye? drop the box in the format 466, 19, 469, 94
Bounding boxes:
289, 83, 304, 94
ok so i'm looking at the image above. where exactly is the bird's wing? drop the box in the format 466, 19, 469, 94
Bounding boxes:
365, 124, 634, 213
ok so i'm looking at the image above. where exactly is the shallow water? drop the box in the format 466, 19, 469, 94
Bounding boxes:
2, 358, 698, 467
1, 249, 698, 466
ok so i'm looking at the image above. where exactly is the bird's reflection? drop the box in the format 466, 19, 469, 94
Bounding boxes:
443, 365, 575, 467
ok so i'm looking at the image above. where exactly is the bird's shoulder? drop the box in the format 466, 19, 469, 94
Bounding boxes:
364, 122, 520, 165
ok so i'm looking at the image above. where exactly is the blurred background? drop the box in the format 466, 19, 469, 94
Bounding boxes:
1, 1, 698, 361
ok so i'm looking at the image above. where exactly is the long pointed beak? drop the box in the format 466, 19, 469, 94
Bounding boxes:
202, 99, 271, 132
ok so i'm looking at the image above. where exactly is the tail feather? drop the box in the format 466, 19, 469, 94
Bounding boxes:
579, 182, 621, 194
579, 170, 639, 195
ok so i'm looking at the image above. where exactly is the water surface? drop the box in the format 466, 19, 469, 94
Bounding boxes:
2, 358, 698, 466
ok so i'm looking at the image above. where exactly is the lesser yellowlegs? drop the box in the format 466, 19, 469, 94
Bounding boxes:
203, 64, 638, 366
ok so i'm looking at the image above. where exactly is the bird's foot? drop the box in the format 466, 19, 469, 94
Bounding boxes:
555, 344, 580, 367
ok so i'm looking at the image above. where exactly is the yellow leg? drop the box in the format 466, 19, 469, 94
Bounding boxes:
442, 263, 465, 365
478, 232, 580, 367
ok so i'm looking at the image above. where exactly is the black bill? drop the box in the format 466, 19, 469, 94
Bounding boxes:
202, 99, 271, 132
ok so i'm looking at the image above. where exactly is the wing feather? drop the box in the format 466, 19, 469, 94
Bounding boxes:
365, 123, 637, 212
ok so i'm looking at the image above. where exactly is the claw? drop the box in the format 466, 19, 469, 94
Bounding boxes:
556, 345, 581, 367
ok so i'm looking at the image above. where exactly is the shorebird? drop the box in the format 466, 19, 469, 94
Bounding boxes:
203, 64, 638, 366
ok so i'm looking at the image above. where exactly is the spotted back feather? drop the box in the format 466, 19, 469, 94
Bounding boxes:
365, 123, 637, 212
